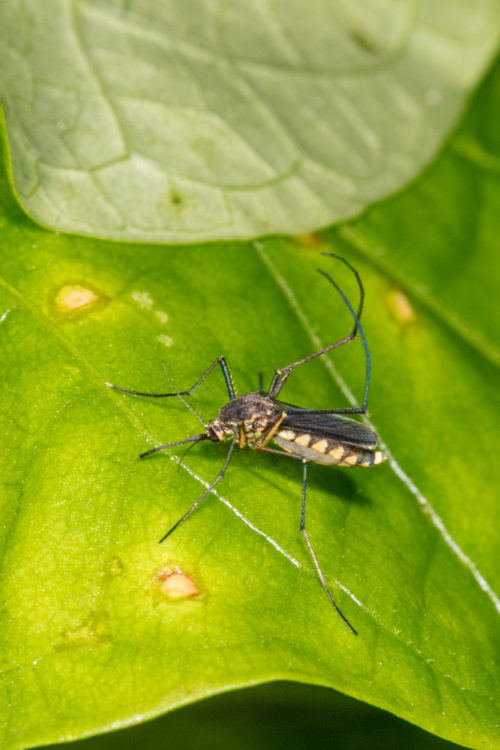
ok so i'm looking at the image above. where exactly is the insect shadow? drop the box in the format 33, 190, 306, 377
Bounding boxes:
106, 254, 387, 635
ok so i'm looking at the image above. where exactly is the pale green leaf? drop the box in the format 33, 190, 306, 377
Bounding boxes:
0, 0, 498, 242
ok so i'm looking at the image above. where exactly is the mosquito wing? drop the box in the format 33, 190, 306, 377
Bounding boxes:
279, 408, 378, 450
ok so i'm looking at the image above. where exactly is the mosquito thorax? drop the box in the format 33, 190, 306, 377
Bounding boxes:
206, 393, 276, 442
221, 392, 275, 421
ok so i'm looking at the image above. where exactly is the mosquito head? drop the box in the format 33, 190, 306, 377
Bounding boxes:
205, 420, 226, 442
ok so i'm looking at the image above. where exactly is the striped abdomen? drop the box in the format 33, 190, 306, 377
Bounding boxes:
274, 429, 386, 467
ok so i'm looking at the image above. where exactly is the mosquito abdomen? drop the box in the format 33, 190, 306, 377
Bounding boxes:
274, 431, 387, 467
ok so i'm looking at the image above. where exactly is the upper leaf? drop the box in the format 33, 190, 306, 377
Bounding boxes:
0, 0, 498, 241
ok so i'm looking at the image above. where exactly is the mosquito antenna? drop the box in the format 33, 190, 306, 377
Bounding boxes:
317, 254, 370, 413
300, 461, 357, 635
177, 435, 204, 471
139, 434, 207, 460
161, 363, 206, 426
159, 433, 237, 543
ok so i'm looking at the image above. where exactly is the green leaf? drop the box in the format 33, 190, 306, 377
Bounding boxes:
39, 682, 475, 750
0, 50, 499, 750
0, 0, 498, 242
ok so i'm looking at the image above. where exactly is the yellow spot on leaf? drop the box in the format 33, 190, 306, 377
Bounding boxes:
156, 333, 174, 346
157, 334, 174, 347
293, 233, 323, 247
55, 285, 98, 312
156, 568, 199, 599
155, 310, 169, 324
387, 289, 416, 325
61, 611, 109, 647
131, 290, 154, 309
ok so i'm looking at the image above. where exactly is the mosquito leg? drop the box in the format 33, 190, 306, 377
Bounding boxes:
255, 446, 305, 460
255, 447, 357, 631
159, 433, 237, 543
267, 255, 370, 415
300, 461, 358, 635
106, 355, 236, 401
267, 332, 355, 400
261, 412, 286, 446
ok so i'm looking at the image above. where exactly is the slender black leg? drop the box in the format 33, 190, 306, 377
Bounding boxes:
106, 355, 236, 401
300, 461, 358, 635
159, 433, 237, 543
267, 255, 370, 415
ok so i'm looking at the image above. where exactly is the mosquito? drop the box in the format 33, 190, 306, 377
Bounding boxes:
106, 254, 387, 635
